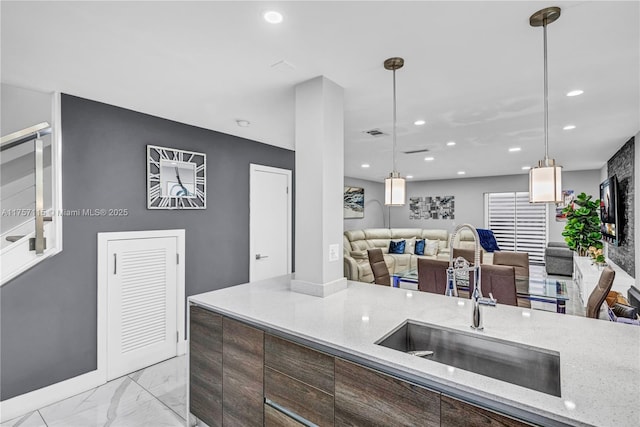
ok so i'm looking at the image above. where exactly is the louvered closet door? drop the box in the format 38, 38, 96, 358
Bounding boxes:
107, 237, 177, 380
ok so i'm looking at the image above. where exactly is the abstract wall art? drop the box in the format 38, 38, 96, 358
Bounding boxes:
409, 196, 455, 220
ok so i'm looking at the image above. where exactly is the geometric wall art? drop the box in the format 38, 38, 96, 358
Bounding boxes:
344, 186, 364, 219
409, 196, 455, 220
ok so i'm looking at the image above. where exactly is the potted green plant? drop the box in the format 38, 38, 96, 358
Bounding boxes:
561, 192, 603, 256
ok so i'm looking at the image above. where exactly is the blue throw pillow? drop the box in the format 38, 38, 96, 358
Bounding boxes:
476, 228, 500, 252
389, 240, 406, 254
414, 239, 425, 255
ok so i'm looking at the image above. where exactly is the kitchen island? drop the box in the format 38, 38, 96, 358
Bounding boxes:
188, 275, 640, 427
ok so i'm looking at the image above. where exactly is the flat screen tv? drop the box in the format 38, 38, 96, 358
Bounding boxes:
600, 176, 620, 246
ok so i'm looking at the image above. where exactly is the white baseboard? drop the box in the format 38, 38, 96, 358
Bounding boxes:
0, 370, 104, 422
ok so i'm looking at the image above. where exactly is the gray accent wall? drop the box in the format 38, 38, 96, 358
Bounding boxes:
343, 177, 388, 230
0, 94, 295, 400
607, 137, 635, 277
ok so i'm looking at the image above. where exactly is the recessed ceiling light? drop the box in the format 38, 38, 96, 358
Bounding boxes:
566, 90, 584, 97
508, 147, 521, 152
263, 10, 283, 24
522, 166, 531, 170
361, 163, 370, 168
414, 120, 426, 126
563, 124, 576, 130
457, 171, 465, 175
236, 119, 250, 127
424, 156, 435, 161
446, 141, 456, 146
406, 175, 414, 179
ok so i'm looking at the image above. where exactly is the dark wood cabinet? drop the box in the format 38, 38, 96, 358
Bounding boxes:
265, 334, 334, 393
189, 306, 223, 427
264, 334, 335, 426
189, 307, 533, 427
335, 358, 440, 427
441, 395, 532, 427
222, 317, 264, 427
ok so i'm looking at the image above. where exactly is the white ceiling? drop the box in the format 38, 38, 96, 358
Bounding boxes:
2, 1, 638, 182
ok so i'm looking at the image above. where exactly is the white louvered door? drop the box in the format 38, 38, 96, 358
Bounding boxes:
485, 192, 548, 264
107, 237, 177, 380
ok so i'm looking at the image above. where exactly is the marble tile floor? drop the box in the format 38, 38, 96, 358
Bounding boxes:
1, 356, 188, 427
1, 268, 586, 427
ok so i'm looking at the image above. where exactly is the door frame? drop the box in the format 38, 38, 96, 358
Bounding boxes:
96, 229, 185, 383
249, 164, 292, 282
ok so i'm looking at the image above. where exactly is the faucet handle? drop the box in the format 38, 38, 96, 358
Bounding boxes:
478, 293, 497, 307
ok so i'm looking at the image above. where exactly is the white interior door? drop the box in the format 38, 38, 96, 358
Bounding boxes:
250, 164, 292, 281
107, 236, 177, 380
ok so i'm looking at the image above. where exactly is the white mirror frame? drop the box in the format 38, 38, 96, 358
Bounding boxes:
147, 145, 206, 209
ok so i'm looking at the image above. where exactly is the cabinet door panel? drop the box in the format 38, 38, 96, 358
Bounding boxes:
265, 334, 334, 394
222, 317, 264, 427
441, 395, 532, 427
189, 306, 222, 427
265, 367, 334, 426
335, 359, 440, 427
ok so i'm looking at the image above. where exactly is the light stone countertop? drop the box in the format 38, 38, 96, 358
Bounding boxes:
189, 275, 640, 427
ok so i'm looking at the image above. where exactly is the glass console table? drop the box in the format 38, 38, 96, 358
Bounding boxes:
392, 268, 569, 313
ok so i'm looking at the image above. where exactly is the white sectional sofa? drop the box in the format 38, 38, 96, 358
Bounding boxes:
343, 227, 494, 283
343, 228, 450, 283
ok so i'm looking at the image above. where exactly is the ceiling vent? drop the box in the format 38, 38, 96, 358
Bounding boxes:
403, 148, 430, 154
362, 128, 388, 137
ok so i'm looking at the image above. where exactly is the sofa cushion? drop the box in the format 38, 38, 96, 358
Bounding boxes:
350, 250, 368, 260
344, 229, 366, 242
364, 228, 392, 239
391, 228, 423, 239
414, 239, 425, 255
389, 240, 406, 254
423, 229, 448, 241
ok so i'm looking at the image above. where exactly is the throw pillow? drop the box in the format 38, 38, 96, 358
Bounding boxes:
424, 240, 439, 256
389, 240, 406, 254
405, 238, 416, 254
414, 239, 426, 255
612, 303, 638, 319
476, 228, 500, 252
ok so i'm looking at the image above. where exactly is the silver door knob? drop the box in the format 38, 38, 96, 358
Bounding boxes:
255, 254, 269, 260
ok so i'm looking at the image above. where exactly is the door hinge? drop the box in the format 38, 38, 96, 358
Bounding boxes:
286, 186, 289, 194
176, 331, 179, 343
176, 253, 179, 264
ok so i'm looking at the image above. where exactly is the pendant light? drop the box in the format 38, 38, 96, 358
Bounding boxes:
384, 57, 406, 206
529, 7, 563, 203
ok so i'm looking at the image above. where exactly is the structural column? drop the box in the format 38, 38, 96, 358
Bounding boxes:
291, 76, 347, 297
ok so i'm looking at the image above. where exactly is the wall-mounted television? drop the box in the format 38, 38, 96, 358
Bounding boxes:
600, 176, 620, 246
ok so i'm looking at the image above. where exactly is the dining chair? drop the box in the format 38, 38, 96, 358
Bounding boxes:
493, 251, 529, 277
477, 264, 518, 306
452, 248, 483, 265
586, 266, 616, 319
417, 258, 449, 295
367, 248, 391, 286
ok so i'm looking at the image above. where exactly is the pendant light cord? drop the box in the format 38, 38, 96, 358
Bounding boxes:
392, 68, 397, 173
543, 17, 549, 163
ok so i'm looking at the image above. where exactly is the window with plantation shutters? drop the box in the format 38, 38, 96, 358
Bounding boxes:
484, 192, 548, 265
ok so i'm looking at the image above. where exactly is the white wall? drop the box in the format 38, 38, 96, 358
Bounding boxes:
360, 170, 602, 241
343, 177, 388, 231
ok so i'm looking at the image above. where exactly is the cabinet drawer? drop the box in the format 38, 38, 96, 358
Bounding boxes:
335, 358, 440, 427
265, 403, 305, 427
265, 334, 334, 394
441, 395, 532, 427
265, 367, 334, 426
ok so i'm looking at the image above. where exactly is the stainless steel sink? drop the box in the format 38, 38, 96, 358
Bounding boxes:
376, 321, 561, 397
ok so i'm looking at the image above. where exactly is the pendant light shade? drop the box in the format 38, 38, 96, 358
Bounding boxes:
384, 57, 405, 206
529, 7, 563, 203
385, 172, 406, 206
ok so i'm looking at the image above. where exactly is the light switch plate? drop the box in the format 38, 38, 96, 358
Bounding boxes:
329, 244, 339, 262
